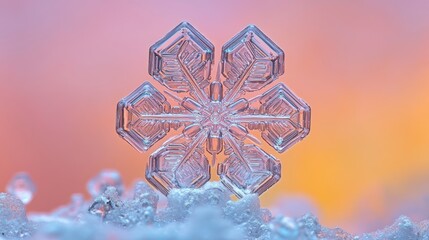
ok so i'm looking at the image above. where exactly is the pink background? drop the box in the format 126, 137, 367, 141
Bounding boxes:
1, 0, 429, 233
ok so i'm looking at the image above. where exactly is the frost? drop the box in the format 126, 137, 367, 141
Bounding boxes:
2, 171, 429, 239
116, 22, 311, 197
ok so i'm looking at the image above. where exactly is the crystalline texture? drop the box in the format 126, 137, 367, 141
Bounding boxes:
3, 171, 429, 240
116, 22, 311, 197
221, 25, 284, 94
0, 193, 32, 238
149, 22, 214, 95
256, 83, 311, 152
218, 144, 281, 197
6, 172, 36, 205
88, 186, 123, 218
116, 83, 171, 152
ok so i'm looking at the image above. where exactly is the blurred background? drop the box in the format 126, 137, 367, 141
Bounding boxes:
1, 0, 429, 233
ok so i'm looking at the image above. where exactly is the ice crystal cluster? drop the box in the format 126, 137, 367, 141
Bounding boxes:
116, 22, 311, 197
1, 171, 429, 240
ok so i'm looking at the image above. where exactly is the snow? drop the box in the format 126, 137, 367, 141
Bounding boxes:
2, 173, 429, 239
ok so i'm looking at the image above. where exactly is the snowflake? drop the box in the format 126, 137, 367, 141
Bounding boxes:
116, 22, 311, 197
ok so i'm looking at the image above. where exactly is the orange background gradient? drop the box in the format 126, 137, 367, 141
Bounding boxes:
1, 0, 429, 233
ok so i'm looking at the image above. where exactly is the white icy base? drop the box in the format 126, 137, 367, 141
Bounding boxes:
1, 181, 429, 240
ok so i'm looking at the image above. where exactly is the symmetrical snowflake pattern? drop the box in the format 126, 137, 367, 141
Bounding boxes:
116, 22, 311, 197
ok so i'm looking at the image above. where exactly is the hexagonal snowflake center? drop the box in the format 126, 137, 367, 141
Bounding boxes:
210, 112, 220, 124
201, 102, 229, 132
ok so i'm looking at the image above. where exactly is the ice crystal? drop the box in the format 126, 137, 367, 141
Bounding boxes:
116, 22, 311, 197
88, 186, 123, 219
6, 173, 36, 205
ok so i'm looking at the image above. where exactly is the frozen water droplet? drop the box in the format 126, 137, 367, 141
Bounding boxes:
269, 216, 299, 240
88, 200, 110, 218
87, 170, 124, 198
6, 172, 36, 205
88, 186, 122, 218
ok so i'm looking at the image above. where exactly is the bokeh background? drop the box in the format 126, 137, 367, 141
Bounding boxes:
1, 0, 429, 233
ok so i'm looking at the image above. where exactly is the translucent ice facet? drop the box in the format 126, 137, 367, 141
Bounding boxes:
116, 82, 172, 152
221, 25, 284, 101
117, 22, 311, 197
149, 22, 214, 99
6, 172, 36, 205
257, 83, 311, 153
146, 133, 210, 196
218, 144, 281, 197
88, 186, 122, 219
87, 170, 124, 198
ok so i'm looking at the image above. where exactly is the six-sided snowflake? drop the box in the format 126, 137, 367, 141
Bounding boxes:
116, 22, 311, 197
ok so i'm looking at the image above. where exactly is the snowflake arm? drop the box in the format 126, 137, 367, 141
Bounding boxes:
146, 129, 210, 196
116, 82, 199, 152
149, 22, 213, 104
221, 25, 284, 104
219, 136, 281, 197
